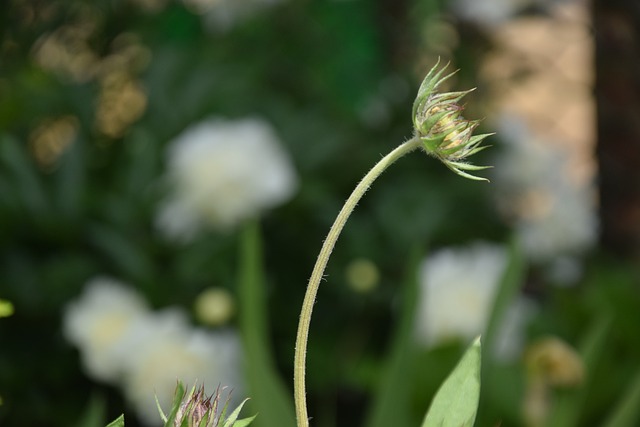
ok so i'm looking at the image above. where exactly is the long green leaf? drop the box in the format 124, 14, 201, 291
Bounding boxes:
421, 337, 482, 427
601, 370, 640, 427
105, 415, 125, 427
476, 237, 526, 423
162, 381, 187, 427
74, 393, 106, 427
238, 221, 296, 427
365, 245, 423, 427
483, 236, 526, 361
222, 399, 251, 427
233, 415, 258, 427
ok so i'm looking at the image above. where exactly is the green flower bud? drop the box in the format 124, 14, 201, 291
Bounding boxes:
159, 382, 255, 427
174, 385, 221, 427
413, 59, 493, 181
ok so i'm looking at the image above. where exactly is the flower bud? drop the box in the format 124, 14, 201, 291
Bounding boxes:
173, 384, 221, 427
413, 59, 493, 181
162, 382, 255, 427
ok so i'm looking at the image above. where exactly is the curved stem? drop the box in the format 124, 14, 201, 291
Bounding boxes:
293, 137, 423, 427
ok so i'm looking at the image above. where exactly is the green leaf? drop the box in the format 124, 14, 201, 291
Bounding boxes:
413, 59, 455, 119
237, 221, 296, 427
484, 237, 526, 362
74, 393, 106, 427
445, 161, 492, 172
476, 238, 526, 423
217, 392, 231, 424
154, 392, 168, 423
233, 415, 258, 427
222, 399, 251, 427
163, 381, 188, 427
444, 162, 490, 182
421, 337, 482, 427
602, 370, 640, 427
365, 245, 423, 427
105, 415, 125, 427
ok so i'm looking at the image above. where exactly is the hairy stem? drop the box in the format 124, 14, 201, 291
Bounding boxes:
293, 137, 423, 427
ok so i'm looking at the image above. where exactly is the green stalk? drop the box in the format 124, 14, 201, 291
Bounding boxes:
293, 138, 423, 427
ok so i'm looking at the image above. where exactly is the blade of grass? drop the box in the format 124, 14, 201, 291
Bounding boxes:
477, 237, 526, 424
104, 415, 125, 427
483, 236, 526, 363
600, 369, 640, 427
364, 245, 424, 427
238, 220, 296, 427
162, 381, 187, 427
74, 393, 106, 427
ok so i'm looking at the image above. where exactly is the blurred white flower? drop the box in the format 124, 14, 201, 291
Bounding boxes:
492, 116, 566, 195
492, 114, 598, 268
156, 117, 298, 241
183, 0, 283, 32
514, 185, 597, 262
414, 242, 508, 348
119, 308, 243, 426
64, 278, 245, 426
62, 277, 149, 384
